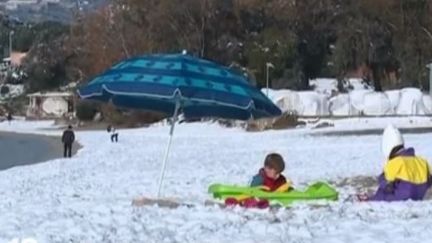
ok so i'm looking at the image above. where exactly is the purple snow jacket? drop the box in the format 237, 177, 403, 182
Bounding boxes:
369, 148, 432, 202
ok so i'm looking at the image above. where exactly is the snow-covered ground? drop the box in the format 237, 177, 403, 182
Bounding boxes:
0, 118, 432, 243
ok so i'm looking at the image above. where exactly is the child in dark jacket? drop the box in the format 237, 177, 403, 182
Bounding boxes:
250, 153, 293, 192
225, 153, 293, 208
107, 125, 119, 142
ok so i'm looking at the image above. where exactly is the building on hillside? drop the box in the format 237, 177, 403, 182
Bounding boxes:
8, 51, 27, 67
1, 57, 11, 69
1, 51, 27, 81
0, 58, 11, 82
26, 91, 75, 119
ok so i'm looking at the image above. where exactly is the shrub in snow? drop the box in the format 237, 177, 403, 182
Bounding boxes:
309, 78, 338, 98
384, 90, 401, 114
396, 88, 425, 115
266, 87, 430, 117
269, 89, 330, 116
274, 90, 301, 114
297, 91, 329, 116
349, 90, 374, 114
362, 92, 393, 116
422, 95, 432, 115
329, 94, 360, 116
345, 78, 372, 90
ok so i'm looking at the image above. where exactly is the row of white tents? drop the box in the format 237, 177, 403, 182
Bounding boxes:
265, 88, 432, 117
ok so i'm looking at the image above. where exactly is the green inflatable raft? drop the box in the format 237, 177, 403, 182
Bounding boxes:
208, 182, 338, 206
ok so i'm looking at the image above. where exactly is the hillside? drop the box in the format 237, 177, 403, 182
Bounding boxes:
0, 0, 107, 23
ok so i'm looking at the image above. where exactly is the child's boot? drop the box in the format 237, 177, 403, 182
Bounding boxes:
224, 197, 239, 206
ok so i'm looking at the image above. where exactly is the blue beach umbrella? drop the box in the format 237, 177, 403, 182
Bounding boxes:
78, 52, 281, 197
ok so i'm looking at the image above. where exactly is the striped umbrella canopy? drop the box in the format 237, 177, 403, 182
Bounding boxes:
78, 53, 281, 197
78, 53, 281, 120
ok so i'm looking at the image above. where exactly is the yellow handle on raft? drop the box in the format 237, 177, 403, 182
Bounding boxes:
231, 182, 292, 201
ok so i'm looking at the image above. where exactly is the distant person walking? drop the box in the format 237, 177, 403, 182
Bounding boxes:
6, 112, 12, 125
62, 125, 75, 158
107, 125, 119, 142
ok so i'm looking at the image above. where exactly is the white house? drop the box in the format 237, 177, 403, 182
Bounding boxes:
26, 92, 75, 119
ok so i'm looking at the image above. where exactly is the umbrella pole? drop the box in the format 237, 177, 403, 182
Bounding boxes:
156, 101, 180, 197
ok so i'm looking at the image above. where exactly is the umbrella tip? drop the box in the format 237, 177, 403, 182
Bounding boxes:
182, 49, 187, 55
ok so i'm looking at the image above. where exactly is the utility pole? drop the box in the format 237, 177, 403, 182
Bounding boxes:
427, 63, 432, 97
265, 62, 275, 97
9, 31, 14, 60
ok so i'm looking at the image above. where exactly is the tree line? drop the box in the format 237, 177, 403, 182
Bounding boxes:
3, 0, 432, 93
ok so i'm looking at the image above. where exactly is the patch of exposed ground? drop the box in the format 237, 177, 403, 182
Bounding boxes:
332, 175, 432, 200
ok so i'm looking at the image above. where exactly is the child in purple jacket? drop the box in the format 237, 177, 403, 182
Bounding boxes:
358, 125, 431, 202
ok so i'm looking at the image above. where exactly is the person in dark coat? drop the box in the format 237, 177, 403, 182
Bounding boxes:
6, 113, 12, 125
62, 125, 75, 158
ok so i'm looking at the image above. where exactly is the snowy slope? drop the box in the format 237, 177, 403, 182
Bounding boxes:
0, 120, 431, 242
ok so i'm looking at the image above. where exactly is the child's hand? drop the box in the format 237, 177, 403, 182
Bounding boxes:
356, 193, 369, 202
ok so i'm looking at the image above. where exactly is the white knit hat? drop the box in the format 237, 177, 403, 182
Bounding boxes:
382, 124, 404, 159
